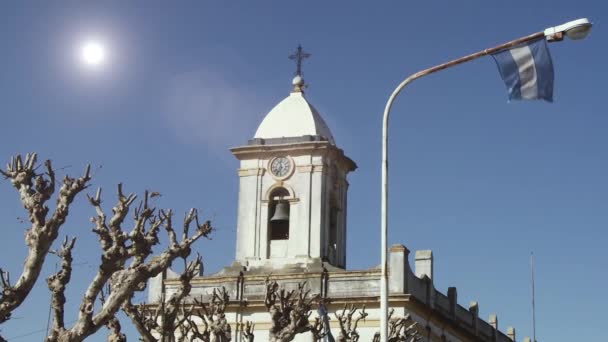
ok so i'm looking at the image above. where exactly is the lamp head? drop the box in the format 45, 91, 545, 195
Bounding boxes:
545, 18, 592, 41
565, 19, 592, 40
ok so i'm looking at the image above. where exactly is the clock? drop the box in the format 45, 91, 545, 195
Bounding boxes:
269, 157, 292, 178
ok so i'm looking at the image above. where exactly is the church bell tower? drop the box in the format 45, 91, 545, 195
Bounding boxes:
231, 47, 356, 270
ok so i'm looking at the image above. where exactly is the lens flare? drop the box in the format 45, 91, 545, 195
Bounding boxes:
80, 41, 106, 67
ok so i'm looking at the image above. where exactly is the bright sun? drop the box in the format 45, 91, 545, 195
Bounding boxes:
80, 41, 106, 67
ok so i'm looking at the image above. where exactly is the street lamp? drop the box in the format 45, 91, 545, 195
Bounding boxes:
379, 18, 591, 342
545, 18, 592, 41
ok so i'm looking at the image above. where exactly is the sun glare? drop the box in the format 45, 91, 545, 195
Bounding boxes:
80, 41, 106, 67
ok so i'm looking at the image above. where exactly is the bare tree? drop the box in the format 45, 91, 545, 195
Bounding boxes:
187, 287, 232, 341
372, 309, 422, 342
123, 256, 203, 342
41, 182, 213, 341
335, 304, 368, 342
239, 321, 255, 342
0, 153, 91, 327
264, 279, 327, 342
124, 266, 242, 342
46, 237, 78, 337
106, 317, 127, 342
101, 286, 127, 342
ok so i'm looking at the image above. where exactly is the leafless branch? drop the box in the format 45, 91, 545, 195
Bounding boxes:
44, 184, 212, 341
264, 279, 324, 342
372, 309, 422, 342
122, 256, 206, 342
46, 236, 77, 337
188, 286, 232, 341
335, 304, 367, 342
122, 299, 157, 342
105, 317, 126, 342
0, 153, 91, 324
241, 321, 255, 342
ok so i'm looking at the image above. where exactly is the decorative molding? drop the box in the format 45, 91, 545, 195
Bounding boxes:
261, 198, 300, 204
296, 164, 324, 173
264, 182, 297, 200
237, 168, 265, 177
231, 141, 357, 173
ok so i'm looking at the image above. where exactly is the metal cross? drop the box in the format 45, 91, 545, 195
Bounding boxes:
289, 45, 311, 76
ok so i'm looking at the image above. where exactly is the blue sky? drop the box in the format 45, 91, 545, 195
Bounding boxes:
0, 1, 605, 341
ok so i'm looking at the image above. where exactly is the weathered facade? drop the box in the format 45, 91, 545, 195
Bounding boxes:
149, 74, 517, 342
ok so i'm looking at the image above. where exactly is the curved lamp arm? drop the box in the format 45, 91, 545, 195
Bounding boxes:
379, 17, 591, 342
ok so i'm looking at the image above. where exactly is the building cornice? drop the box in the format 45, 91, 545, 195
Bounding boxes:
230, 141, 357, 172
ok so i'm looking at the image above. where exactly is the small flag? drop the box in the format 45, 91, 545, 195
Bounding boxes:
492, 38, 554, 102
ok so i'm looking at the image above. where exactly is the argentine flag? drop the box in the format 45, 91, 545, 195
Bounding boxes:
492, 38, 554, 102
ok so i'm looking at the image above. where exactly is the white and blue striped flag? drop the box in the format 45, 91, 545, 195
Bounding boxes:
492, 38, 554, 102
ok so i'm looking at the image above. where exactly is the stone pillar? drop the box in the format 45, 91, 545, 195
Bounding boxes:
148, 271, 163, 303
415, 250, 433, 280
489, 314, 498, 329
507, 326, 516, 341
235, 167, 264, 261
489, 314, 498, 341
469, 301, 479, 336
389, 244, 409, 294
447, 287, 457, 318
423, 276, 434, 308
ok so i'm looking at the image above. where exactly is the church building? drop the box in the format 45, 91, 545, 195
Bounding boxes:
149, 48, 518, 342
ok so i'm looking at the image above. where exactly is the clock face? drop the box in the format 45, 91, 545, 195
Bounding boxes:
270, 157, 292, 178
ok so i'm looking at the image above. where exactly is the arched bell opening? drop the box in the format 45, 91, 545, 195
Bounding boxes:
268, 187, 290, 258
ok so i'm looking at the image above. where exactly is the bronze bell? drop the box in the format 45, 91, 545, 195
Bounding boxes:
270, 201, 290, 222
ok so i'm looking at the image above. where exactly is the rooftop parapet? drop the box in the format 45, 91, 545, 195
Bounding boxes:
152, 244, 515, 342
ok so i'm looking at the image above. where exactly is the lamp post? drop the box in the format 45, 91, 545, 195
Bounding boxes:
379, 18, 591, 342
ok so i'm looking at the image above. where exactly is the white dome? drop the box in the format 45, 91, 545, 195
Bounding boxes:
254, 91, 335, 144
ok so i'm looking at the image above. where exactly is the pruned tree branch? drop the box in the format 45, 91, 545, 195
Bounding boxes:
241, 321, 255, 342
122, 299, 157, 342
188, 286, 232, 341
44, 185, 212, 341
335, 304, 367, 342
309, 315, 327, 341
105, 317, 127, 342
372, 309, 422, 342
97, 285, 127, 342
124, 255, 202, 342
264, 279, 324, 342
46, 236, 77, 338
0, 153, 91, 324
